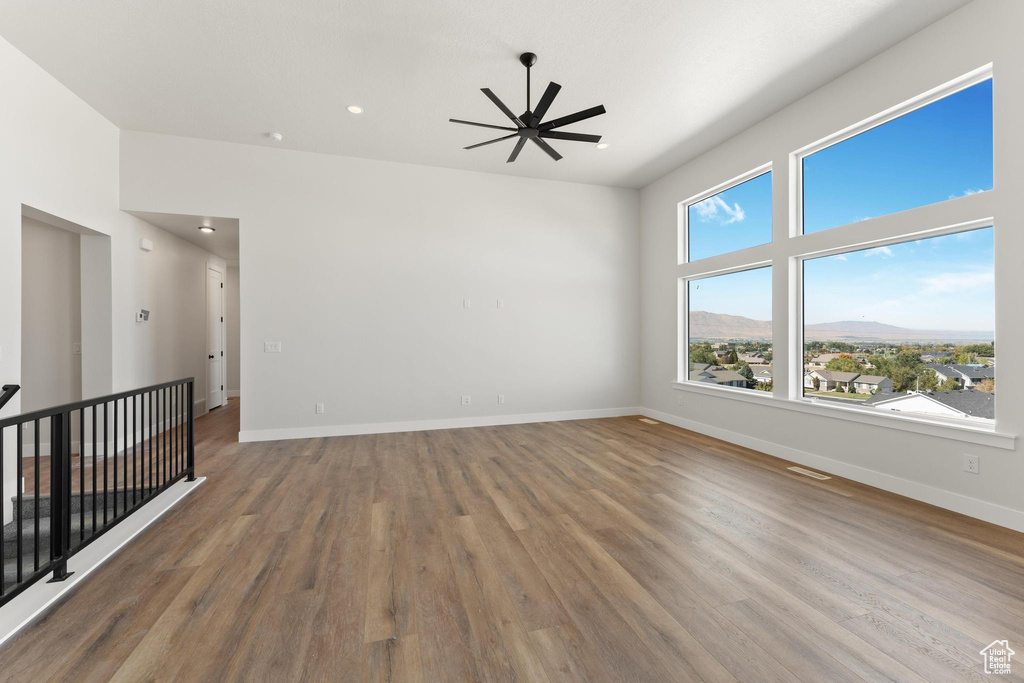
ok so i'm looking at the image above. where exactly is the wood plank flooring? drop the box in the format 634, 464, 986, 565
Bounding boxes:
1, 398, 1021, 681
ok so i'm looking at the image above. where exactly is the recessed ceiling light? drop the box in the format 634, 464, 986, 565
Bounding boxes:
596, 143, 609, 149
267, 132, 283, 142
198, 226, 215, 234
347, 105, 364, 114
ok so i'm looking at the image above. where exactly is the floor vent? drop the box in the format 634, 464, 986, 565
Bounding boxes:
787, 466, 831, 480
638, 418, 660, 425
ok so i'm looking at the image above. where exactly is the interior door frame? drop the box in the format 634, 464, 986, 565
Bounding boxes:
206, 262, 226, 411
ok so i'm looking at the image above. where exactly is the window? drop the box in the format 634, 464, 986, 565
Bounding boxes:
685, 170, 772, 261
802, 78, 993, 234
686, 267, 772, 392
802, 227, 994, 422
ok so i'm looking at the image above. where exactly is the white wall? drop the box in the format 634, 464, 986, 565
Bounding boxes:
21, 216, 81, 411
0, 35, 225, 522
119, 134, 641, 440
640, 0, 1024, 531
226, 264, 240, 397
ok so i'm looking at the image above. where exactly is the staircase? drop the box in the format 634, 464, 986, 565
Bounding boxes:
2, 491, 141, 586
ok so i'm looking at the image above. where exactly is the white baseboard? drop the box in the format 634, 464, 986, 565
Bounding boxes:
642, 407, 1024, 533
226, 390, 240, 399
238, 406, 642, 443
0, 476, 205, 648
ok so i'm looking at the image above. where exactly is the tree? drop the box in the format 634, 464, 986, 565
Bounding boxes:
975, 378, 995, 393
755, 381, 773, 392
725, 348, 738, 365
825, 355, 865, 374
835, 384, 845, 393
812, 376, 821, 391
689, 343, 718, 365
734, 361, 755, 388
917, 369, 939, 392
939, 377, 960, 392
762, 351, 773, 363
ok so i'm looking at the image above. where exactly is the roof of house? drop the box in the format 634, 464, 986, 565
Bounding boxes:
812, 369, 860, 382
866, 389, 994, 419
753, 366, 773, 378
853, 374, 890, 385
690, 369, 748, 385
925, 363, 995, 380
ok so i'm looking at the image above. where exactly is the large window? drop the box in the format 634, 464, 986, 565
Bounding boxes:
802, 228, 994, 422
677, 68, 997, 434
686, 267, 772, 393
802, 78, 992, 233
685, 170, 772, 261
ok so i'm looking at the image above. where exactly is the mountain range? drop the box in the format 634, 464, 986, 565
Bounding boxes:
689, 311, 993, 342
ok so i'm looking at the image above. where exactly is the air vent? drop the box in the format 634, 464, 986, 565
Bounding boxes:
787, 466, 831, 480
638, 418, 660, 425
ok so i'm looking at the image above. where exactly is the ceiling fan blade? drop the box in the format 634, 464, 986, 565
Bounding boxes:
539, 105, 606, 131
464, 133, 518, 150
531, 137, 563, 161
449, 118, 518, 132
539, 130, 602, 144
507, 137, 528, 163
529, 82, 562, 127
481, 88, 525, 127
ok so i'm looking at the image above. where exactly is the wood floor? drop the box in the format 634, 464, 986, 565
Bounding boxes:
1, 399, 1021, 681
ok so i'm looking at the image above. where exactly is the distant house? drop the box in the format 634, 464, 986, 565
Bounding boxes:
752, 365, 773, 384
865, 389, 994, 420
689, 363, 748, 387
804, 369, 859, 392
924, 363, 995, 388
852, 374, 892, 394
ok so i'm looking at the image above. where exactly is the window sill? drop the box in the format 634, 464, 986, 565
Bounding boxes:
671, 381, 1016, 451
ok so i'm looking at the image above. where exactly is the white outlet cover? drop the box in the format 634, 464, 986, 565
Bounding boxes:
264, 342, 282, 353
497, 394, 504, 404
461, 395, 471, 405
463, 299, 471, 309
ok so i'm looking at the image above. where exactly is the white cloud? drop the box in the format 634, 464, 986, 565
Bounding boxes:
832, 254, 848, 261
919, 270, 994, 294
864, 246, 893, 258
948, 188, 986, 199
693, 195, 745, 225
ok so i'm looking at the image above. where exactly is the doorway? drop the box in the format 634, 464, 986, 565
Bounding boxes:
207, 265, 226, 410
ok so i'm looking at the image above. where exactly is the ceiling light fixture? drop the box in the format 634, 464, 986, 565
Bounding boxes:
267, 132, 283, 142
347, 105, 364, 114
596, 143, 609, 149
198, 226, 215, 233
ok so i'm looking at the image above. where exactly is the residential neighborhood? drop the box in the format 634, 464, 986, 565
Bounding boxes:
688, 336, 995, 422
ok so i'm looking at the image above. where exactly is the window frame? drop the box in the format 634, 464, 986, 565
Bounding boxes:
672, 64, 1009, 448
678, 162, 772, 264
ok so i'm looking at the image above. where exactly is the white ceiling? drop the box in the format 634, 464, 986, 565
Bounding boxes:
126, 211, 239, 262
0, 0, 969, 188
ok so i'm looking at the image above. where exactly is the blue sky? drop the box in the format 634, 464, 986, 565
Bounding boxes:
687, 78, 994, 333
805, 228, 994, 331
804, 79, 993, 232
688, 171, 772, 261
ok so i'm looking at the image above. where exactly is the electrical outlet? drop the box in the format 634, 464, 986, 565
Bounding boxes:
461, 395, 471, 406
463, 299, 471, 309
497, 299, 504, 309
73, 342, 82, 355
963, 454, 980, 474
315, 403, 325, 414
497, 394, 505, 405
677, 395, 685, 406
264, 341, 282, 353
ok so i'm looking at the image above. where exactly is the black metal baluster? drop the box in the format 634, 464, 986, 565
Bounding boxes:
132, 394, 137, 509
91, 405, 97, 535
186, 381, 195, 482
123, 397, 128, 513
48, 411, 71, 582
103, 402, 108, 526
149, 391, 154, 496
113, 399, 118, 520
176, 384, 181, 475
16, 425, 23, 582
0, 426, 4, 596
79, 408, 84, 543
33, 419, 40, 572
163, 388, 168, 487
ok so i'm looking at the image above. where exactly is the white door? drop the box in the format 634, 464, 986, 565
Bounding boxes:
207, 267, 225, 410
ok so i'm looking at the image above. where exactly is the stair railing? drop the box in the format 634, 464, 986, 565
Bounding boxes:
0, 378, 195, 607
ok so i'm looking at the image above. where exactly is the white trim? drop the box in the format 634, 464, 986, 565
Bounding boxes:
0, 477, 206, 648
226, 390, 240, 399
643, 407, 1024, 533
238, 406, 642, 443
671, 380, 1014, 450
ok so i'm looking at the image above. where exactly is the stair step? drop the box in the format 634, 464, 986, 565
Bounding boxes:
1, 503, 142, 559
10, 489, 148, 522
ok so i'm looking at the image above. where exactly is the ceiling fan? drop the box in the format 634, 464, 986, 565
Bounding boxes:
449, 52, 606, 163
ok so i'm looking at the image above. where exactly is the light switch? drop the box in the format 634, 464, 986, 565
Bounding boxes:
264, 342, 282, 353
